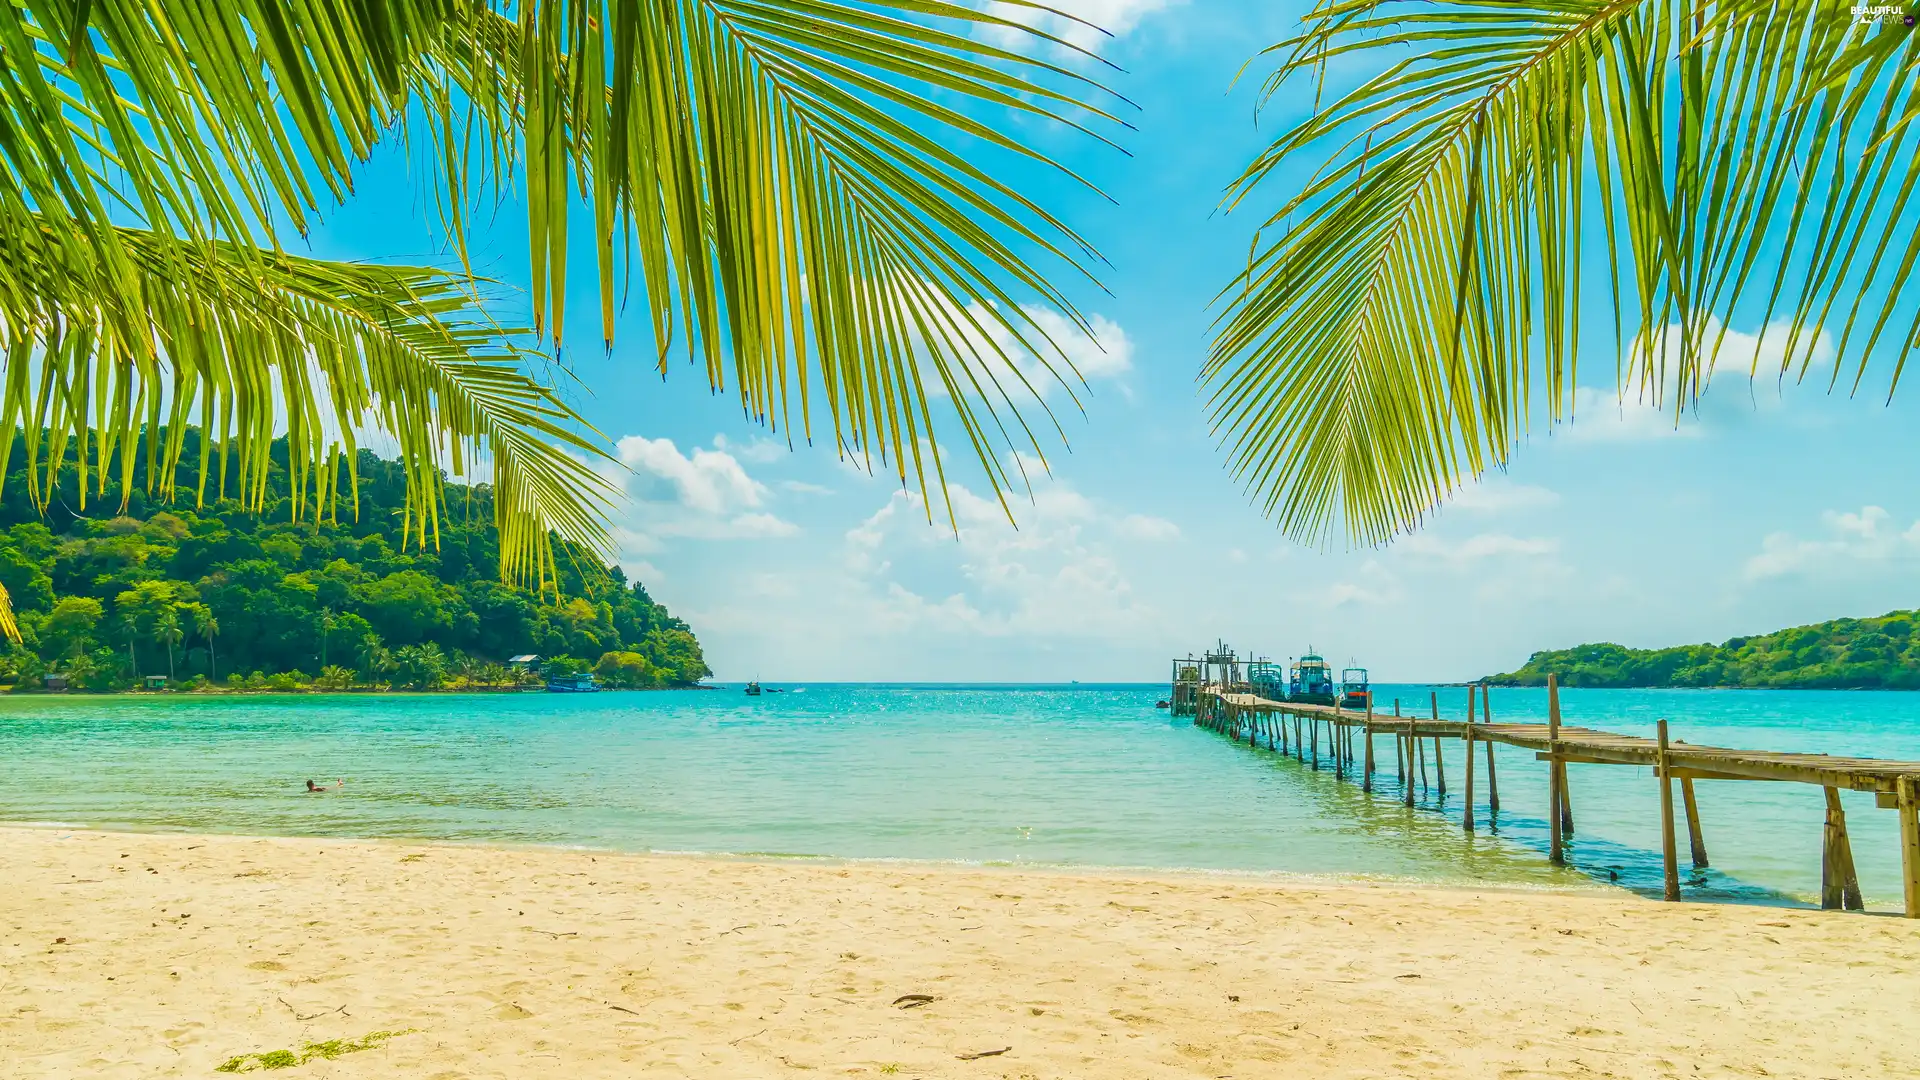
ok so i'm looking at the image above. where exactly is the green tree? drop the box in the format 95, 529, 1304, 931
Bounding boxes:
42, 597, 105, 661
594, 651, 658, 690
0, 0, 1118, 642
1207, 4, 1920, 546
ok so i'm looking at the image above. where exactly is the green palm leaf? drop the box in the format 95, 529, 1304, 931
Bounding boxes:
0, 0, 1125, 641
1207, 1, 1920, 546
0, 218, 617, 591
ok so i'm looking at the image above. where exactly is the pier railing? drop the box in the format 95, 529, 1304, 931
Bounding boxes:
1188, 676, 1920, 918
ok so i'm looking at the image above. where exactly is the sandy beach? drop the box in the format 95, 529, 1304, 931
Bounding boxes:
5, 826, 1918, 1079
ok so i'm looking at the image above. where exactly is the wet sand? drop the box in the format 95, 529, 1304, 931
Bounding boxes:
5, 826, 1918, 1078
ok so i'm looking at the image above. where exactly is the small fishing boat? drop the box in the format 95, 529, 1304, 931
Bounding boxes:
545, 672, 599, 693
1288, 651, 1337, 706
745, 680, 762, 697
1339, 665, 1371, 709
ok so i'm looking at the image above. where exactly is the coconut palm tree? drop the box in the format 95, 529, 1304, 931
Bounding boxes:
1207, 2, 1920, 546
155, 610, 184, 681
0, 0, 1126, 637
195, 608, 221, 684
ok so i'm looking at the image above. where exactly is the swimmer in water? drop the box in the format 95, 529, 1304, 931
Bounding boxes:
305, 779, 343, 792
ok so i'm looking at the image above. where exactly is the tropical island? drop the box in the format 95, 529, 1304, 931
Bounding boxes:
0, 434, 708, 694
1485, 609, 1920, 690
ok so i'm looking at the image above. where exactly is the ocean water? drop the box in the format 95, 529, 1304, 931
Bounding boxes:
1, 684, 1916, 910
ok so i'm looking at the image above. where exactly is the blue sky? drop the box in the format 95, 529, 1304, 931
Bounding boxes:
303, 1, 1920, 682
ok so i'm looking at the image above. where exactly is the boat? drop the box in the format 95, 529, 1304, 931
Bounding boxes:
545, 672, 600, 693
1246, 659, 1287, 701
1154, 699, 1170, 709
745, 680, 762, 696
1339, 664, 1371, 709
1288, 651, 1337, 705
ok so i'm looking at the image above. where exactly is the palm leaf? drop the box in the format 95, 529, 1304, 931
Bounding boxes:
1207, 1, 1920, 546
0, 217, 618, 595
4, 0, 1125, 534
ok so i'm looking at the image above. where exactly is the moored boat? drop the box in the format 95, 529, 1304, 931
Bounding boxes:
1288, 652, 1337, 705
1339, 665, 1370, 709
545, 672, 599, 693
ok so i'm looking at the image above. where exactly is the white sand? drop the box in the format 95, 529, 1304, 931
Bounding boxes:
5, 826, 1919, 1078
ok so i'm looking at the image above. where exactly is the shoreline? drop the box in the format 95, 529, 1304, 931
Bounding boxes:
0, 821, 1616, 900
7, 826, 1919, 1078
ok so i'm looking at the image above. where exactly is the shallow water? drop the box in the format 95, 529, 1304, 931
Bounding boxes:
1, 684, 1915, 909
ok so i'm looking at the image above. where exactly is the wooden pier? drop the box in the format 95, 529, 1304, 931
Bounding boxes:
1181, 672, 1920, 917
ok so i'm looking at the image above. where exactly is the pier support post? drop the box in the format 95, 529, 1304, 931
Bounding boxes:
1462, 719, 1476, 833
1310, 716, 1319, 771
1547, 675, 1564, 866
1680, 778, 1706, 869
1364, 701, 1376, 793
1416, 732, 1428, 795
1657, 718, 1681, 902
1820, 787, 1861, 911
1335, 717, 1345, 780
1482, 684, 1499, 814
1431, 695, 1445, 798
1295, 716, 1303, 762
1558, 763, 1575, 836
1900, 776, 1920, 919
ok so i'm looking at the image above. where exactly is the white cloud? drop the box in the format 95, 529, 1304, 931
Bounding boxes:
609, 435, 799, 546
1744, 506, 1920, 580
981, 0, 1183, 50
780, 480, 835, 496
1398, 532, 1561, 566
923, 303, 1133, 402
1564, 386, 1699, 443
712, 433, 790, 465
1448, 478, 1561, 514
1116, 513, 1181, 541
837, 479, 1155, 641
1565, 319, 1838, 442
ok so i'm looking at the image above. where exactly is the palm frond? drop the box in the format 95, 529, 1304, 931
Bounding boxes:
3, 0, 1126, 544
0, 218, 617, 599
1207, 1, 1920, 546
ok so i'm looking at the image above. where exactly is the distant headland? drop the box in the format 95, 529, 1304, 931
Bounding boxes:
0, 435, 709, 694
1484, 609, 1920, 690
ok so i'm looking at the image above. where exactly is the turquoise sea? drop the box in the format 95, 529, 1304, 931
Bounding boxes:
1, 684, 1915, 909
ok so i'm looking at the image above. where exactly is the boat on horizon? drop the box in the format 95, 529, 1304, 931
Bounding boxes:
745, 680, 762, 696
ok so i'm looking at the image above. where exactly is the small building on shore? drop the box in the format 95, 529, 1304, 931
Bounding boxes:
507, 654, 540, 672
43, 673, 68, 692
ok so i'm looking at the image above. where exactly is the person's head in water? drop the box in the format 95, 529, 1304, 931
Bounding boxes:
306, 779, 321, 791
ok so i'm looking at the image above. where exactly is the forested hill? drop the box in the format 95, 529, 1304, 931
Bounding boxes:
0, 433, 708, 692
1485, 609, 1920, 690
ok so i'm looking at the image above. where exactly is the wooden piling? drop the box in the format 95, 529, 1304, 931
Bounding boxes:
1431, 696, 1445, 797
1310, 715, 1319, 770
1900, 776, 1920, 919
1416, 733, 1428, 794
1482, 684, 1499, 813
1680, 778, 1705, 869
1547, 675, 1564, 866
1363, 701, 1376, 793
1820, 787, 1861, 911
1657, 718, 1680, 902
1558, 762, 1575, 835
1462, 718, 1476, 833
